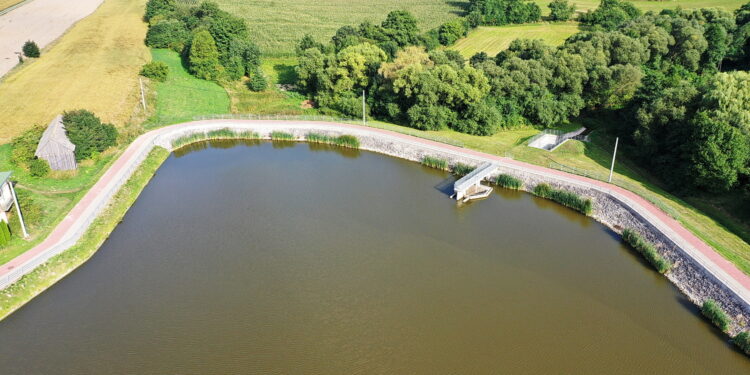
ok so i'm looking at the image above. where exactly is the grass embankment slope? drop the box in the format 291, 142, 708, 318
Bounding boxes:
146, 49, 230, 126
0, 0, 150, 143
205, 0, 463, 56
0, 148, 169, 320
451, 23, 581, 57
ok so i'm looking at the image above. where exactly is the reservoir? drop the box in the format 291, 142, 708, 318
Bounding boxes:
1, 140, 749, 373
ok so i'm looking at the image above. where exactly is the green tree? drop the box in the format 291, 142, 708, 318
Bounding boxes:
144, 0, 176, 21
248, 68, 268, 92
548, 0, 575, 21
145, 19, 189, 51
63, 110, 118, 161
579, 0, 641, 30
381, 10, 420, 46
688, 111, 749, 191
438, 19, 467, 46
22, 40, 40, 58
189, 30, 222, 80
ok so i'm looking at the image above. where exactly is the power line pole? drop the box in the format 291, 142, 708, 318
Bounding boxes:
608, 137, 619, 183
139, 78, 147, 112
9, 181, 28, 238
362, 90, 366, 125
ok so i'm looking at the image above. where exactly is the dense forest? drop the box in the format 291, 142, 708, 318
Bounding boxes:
295, 0, 750, 196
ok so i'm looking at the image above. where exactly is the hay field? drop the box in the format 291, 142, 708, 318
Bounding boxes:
0, 0, 150, 143
450, 23, 581, 57
0, 0, 23, 12
531, 0, 748, 15
207, 0, 464, 56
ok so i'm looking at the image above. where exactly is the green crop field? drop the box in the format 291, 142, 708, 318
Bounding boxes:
450, 23, 582, 57
203, 0, 464, 56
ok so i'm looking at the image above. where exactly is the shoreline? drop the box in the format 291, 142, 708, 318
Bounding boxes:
1, 120, 749, 336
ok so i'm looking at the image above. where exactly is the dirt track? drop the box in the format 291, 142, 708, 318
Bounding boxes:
0, 0, 104, 78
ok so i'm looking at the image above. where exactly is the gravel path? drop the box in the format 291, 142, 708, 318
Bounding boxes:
0, 0, 104, 78
2, 120, 749, 325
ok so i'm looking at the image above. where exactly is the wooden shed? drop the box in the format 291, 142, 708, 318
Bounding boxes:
35, 115, 76, 171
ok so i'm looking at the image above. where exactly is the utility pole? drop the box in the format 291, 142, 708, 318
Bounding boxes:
608, 137, 619, 183
362, 90, 366, 125
139, 78, 147, 112
9, 181, 28, 238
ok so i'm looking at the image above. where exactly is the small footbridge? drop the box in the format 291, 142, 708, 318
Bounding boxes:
453, 162, 498, 202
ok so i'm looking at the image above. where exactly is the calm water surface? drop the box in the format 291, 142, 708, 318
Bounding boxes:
1, 140, 749, 374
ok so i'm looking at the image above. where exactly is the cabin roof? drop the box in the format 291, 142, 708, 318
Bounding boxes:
35, 115, 75, 157
0, 171, 11, 186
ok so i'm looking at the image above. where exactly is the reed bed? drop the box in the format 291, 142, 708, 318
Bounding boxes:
496, 174, 523, 190
734, 332, 750, 355
701, 299, 731, 332
533, 183, 593, 216
621, 228, 672, 274
172, 129, 260, 148
270, 131, 295, 141
422, 156, 448, 171
305, 133, 360, 149
451, 163, 475, 177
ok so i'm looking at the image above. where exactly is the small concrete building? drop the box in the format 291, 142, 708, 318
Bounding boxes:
35, 115, 76, 171
0, 171, 13, 223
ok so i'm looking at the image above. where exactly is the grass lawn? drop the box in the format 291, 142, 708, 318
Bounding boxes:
450, 23, 582, 57
0, 147, 170, 320
531, 0, 747, 16
206, 0, 464, 56
0, 144, 120, 265
227, 57, 315, 115
0, 0, 150, 143
145, 49, 230, 126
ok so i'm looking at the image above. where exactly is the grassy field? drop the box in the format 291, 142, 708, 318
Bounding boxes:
532, 0, 747, 15
227, 57, 315, 115
0, 0, 23, 12
450, 23, 582, 57
0, 147, 169, 320
0, 0, 150, 143
145, 49, 230, 126
205, 0, 464, 56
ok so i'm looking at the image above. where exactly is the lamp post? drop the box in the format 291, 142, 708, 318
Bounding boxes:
608, 137, 619, 184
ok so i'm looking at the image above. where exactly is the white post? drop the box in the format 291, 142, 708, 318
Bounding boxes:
139, 78, 147, 112
608, 137, 619, 184
9, 182, 28, 238
362, 90, 366, 125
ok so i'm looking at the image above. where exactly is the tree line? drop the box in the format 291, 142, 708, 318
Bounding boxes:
295, 0, 750, 193
143, 0, 267, 90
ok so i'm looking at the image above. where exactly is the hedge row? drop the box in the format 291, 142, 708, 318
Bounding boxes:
533, 183, 593, 216
621, 228, 672, 274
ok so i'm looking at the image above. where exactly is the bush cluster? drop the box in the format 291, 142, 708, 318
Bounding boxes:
468, 0, 541, 26
701, 299, 731, 332
10, 126, 44, 170
496, 174, 522, 190
144, 0, 262, 82
29, 158, 50, 177
621, 228, 672, 273
421, 156, 448, 170
63, 110, 118, 161
22, 40, 40, 58
0, 221, 10, 247
533, 183, 594, 216
140, 61, 169, 82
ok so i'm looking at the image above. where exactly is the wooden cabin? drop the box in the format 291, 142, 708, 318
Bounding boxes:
35, 115, 76, 171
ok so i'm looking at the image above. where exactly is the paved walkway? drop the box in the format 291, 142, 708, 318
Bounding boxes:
2, 120, 749, 309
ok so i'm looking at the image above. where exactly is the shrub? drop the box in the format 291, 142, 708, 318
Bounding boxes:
621, 229, 672, 273
248, 69, 268, 91
452, 163, 475, 176
189, 30, 222, 80
140, 61, 169, 82
438, 19, 467, 46
145, 0, 176, 21
422, 156, 448, 170
496, 174, 522, 190
733, 332, 750, 355
270, 131, 295, 140
63, 110, 118, 161
548, 0, 575, 21
11, 126, 44, 168
533, 183, 594, 216
0, 221, 10, 247
22, 40, 40, 58
29, 158, 50, 177
701, 299, 731, 332
145, 19, 189, 50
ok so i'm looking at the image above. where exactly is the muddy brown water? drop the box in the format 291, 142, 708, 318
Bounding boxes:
1, 140, 749, 374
